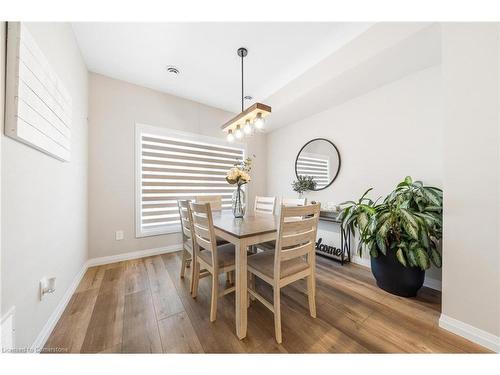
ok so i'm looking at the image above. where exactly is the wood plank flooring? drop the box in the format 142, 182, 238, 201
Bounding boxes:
43, 252, 490, 353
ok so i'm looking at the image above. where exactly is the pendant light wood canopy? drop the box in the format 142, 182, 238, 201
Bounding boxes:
221, 102, 272, 133
222, 47, 271, 141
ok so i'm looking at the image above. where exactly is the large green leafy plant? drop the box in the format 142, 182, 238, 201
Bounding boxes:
339, 177, 443, 270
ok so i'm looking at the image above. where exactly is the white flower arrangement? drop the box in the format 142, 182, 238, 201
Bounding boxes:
226, 156, 254, 186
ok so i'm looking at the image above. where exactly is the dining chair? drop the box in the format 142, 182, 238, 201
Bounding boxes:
247, 203, 321, 343
256, 197, 308, 252
279, 197, 308, 223
177, 200, 196, 293
195, 195, 222, 212
254, 196, 277, 215
190, 202, 236, 322
195, 195, 231, 285
248, 196, 277, 254
281, 197, 307, 206
195, 194, 228, 246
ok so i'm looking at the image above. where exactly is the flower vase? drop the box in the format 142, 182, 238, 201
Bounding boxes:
232, 185, 246, 218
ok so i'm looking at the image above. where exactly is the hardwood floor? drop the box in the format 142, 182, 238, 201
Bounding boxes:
43, 252, 490, 353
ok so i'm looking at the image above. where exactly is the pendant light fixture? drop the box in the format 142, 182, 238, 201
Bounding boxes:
235, 124, 243, 139
222, 47, 271, 142
243, 119, 252, 134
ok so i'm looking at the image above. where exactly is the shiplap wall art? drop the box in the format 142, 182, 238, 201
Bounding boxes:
5, 22, 72, 161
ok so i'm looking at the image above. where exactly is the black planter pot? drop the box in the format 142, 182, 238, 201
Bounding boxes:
370, 250, 425, 297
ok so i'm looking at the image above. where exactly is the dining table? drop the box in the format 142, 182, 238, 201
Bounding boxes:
212, 211, 279, 340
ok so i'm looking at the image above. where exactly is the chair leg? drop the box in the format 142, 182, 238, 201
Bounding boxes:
210, 273, 219, 322
189, 255, 195, 295
307, 274, 317, 318
248, 272, 255, 308
273, 286, 282, 344
247, 272, 251, 308
180, 249, 188, 278
192, 261, 200, 299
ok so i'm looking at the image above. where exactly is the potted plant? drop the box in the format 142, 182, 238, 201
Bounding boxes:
339, 176, 443, 297
292, 175, 317, 199
226, 157, 253, 218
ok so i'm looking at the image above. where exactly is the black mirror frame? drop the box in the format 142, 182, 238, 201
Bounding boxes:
294, 138, 341, 191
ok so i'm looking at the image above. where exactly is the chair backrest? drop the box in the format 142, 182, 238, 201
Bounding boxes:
189, 202, 218, 268
254, 196, 277, 215
177, 200, 194, 248
274, 203, 321, 279
195, 195, 222, 212
281, 197, 307, 207
280, 197, 308, 220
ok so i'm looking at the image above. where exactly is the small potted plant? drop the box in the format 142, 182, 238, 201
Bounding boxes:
339, 176, 443, 297
226, 157, 253, 218
292, 175, 317, 199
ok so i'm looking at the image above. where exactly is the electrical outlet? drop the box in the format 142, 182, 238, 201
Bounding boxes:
40, 277, 56, 300
115, 230, 124, 241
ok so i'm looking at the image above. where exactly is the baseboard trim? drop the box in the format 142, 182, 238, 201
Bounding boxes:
86, 245, 181, 267
30, 261, 88, 352
439, 314, 500, 353
423, 277, 442, 291
350, 255, 371, 268
31, 244, 182, 351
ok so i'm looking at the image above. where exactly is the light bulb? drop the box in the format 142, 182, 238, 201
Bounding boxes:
227, 130, 234, 142
254, 112, 265, 130
243, 119, 252, 134
235, 125, 243, 139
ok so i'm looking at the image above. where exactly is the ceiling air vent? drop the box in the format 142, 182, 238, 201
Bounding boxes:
166, 65, 180, 75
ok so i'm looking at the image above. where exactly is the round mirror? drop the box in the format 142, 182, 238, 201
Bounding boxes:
295, 138, 341, 191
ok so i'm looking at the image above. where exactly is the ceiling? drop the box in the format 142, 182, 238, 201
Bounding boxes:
71, 22, 371, 113
265, 23, 440, 130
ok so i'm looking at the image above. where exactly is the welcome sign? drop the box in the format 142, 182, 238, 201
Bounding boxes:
315, 219, 351, 264
315, 237, 344, 258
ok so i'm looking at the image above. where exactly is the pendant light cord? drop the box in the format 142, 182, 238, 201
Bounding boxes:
241, 53, 244, 112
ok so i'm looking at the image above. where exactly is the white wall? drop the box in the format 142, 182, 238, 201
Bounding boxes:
0, 22, 5, 349
88, 73, 267, 259
1, 22, 88, 348
441, 23, 500, 347
267, 66, 443, 284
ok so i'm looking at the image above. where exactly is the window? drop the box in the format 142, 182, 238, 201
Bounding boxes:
136, 124, 245, 237
296, 152, 330, 189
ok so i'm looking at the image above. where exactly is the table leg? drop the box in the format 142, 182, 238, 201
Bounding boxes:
235, 241, 248, 340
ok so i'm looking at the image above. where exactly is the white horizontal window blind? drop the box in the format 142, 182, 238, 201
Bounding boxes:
136, 125, 244, 237
296, 152, 330, 189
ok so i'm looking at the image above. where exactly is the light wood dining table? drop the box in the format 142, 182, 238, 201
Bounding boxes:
212, 211, 278, 339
